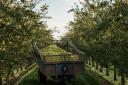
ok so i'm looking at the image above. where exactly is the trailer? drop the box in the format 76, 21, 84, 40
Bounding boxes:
33, 40, 86, 82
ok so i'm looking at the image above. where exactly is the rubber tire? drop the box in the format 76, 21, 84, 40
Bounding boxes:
38, 70, 47, 83
51, 76, 56, 80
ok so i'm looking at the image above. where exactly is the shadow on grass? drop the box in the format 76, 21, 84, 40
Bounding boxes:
19, 68, 100, 85
19, 79, 42, 85
19, 79, 68, 85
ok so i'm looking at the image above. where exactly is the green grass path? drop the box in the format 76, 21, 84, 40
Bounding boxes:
19, 67, 100, 85
18, 68, 41, 85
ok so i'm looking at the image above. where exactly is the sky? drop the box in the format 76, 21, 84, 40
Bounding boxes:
36, 0, 82, 39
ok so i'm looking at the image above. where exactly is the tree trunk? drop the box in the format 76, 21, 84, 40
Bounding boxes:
92, 59, 94, 67
121, 71, 125, 85
0, 65, 2, 85
25, 64, 28, 69
114, 65, 117, 81
18, 68, 20, 73
100, 65, 103, 73
0, 76, 2, 85
8, 71, 12, 85
95, 61, 98, 70
106, 65, 109, 76
20, 66, 23, 71
88, 57, 91, 65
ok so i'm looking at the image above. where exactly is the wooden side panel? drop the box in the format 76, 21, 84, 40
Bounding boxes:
41, 62, 85, 77
73, 63, 85, 75
42, 64, 56, 76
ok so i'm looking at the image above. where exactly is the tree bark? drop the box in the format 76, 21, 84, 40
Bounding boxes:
0, 76, 2, 85
106, 66, 109, 76
88, 57, 91, 65
100, 65, 103, 72
114, 65, 117, 81
95, 61, 98, 70
92, 59, 95, 67
121, 71, 125, 85
0, 64, 2, 85
20, 66, 23, 71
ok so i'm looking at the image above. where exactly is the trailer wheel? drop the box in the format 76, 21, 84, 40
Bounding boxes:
38, 70, 47, 83
51, 76, 56, 80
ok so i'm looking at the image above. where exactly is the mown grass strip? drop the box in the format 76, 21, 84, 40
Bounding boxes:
19, 67, 100, 85
18, 68, 42, 85
86, 65, 114, 85
15, 64, 37, 85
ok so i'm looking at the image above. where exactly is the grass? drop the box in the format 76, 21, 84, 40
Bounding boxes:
87, 64, 128, 85
19, 68, 41, 85
72, 73, 100, 85
19, 68, 100, 85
